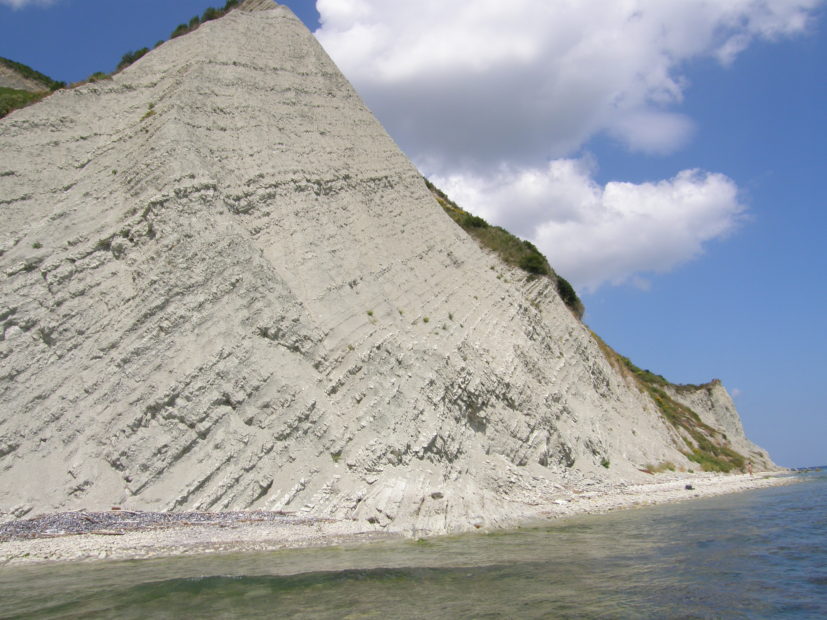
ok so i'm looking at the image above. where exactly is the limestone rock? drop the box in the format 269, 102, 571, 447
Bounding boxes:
0, 2, 775, 533
666, 381, 775, 471
0, 61, 50, 94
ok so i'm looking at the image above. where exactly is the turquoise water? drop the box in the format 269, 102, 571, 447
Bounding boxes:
1, 472, 825, 619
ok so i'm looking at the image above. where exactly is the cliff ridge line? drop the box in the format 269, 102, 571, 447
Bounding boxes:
0, 3, 776, 531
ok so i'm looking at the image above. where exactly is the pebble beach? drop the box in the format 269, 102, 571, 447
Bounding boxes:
0, 471, 792, 566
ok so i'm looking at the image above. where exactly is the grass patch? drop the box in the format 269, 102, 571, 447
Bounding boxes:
141, 103, 156, 121
644, 461, 676, 474
0, 57, 65, 91
2, 2, 241, 114
170, 1, 240, 39
425, 178, 584, 319
590, 330, 747, 473
0, 87, 46, 118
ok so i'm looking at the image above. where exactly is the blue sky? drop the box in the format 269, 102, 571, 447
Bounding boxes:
1, 0, 824, 467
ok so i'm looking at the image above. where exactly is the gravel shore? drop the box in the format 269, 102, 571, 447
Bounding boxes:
0, 471, 793, 566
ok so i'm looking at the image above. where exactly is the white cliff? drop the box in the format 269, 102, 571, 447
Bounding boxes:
666, 381, 774, 470
0, 1, 775, 532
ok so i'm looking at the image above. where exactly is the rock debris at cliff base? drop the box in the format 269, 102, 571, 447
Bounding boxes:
0, 510, 329, 541
0, 472, 792, 566
0, 1, 777, 535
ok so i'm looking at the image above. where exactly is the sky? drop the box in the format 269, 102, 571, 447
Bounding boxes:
1, 0, 824, 468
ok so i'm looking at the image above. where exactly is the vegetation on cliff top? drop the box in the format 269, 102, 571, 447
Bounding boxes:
1, 1, 244, 118
422, 177, 740, 472
590, 330, 746, 473
0, 57, 66, 119
0, 87, 44, 119
423, 177, 743, 472
425, 178, 585, 319
0, 57, 66, 92
116, 1, 242, 74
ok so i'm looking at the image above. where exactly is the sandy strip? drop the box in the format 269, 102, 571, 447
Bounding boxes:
0, 472, 794, 566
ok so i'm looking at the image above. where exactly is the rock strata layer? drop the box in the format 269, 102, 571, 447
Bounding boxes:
0, 2, 775, 533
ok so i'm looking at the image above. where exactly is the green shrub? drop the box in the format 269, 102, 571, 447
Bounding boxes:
117, 48, 149, 71
590, 330, 748, 474
461, 213, 488, 229
424, 177, 584, 318
168, 2, 239, 40
556, 276, 584, 318
171, 23, 190, 38
0, 57, 65, 91
0, 57, 67, 117
518, 251, 548, 275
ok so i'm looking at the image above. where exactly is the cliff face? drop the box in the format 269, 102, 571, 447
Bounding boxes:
0, 61, 50, 94
666, 382, 775, 471
0, 2, 774, 530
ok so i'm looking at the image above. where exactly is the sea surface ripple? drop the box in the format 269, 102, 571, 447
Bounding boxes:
1, 470, 825, 619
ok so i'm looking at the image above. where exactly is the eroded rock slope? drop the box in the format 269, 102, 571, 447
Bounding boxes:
0, 1, 774, 532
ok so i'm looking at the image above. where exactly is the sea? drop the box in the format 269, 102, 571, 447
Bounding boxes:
1, 470, 825, 619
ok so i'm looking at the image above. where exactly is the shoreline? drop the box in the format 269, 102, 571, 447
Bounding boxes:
0, 471, 795, 567
532, 470, 794, 521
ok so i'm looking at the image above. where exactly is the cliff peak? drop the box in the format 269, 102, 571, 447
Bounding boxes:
239, 0, 278, 11
0, 4, 775, 530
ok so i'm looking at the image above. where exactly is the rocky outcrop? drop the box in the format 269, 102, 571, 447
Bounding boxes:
666, 381, 775, 471
0, 2, 775, 531
0, 62, 49, 94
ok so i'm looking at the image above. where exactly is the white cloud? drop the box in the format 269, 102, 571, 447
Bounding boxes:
317, 0, 818, 168
432, 162, 746, 292
314, 0, 818, 291
0, 0, 58, 7
608, 111, 695, 155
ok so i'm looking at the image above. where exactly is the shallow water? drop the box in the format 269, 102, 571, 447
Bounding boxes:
2, 471, 825, 619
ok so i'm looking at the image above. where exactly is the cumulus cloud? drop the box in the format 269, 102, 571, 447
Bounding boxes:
431, 162, 746, 292
314, 0, 816, 291
317, 0, 818, 168
316, 0, 820, 289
